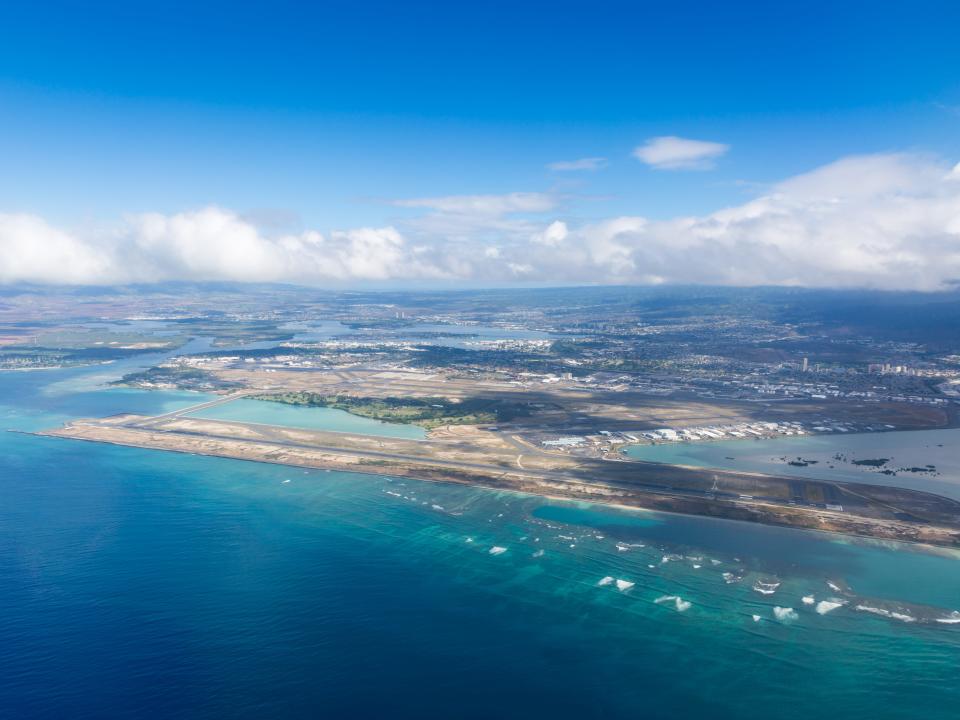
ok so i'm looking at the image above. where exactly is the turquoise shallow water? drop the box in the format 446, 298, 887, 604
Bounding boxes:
624, 429, 960, 499
188, 398, 427, 439
2, 362, 960, 719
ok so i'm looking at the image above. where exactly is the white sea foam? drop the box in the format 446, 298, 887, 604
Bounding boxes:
692, 564, 701, 570
722, 572, 742, 584
890, 612, 917, 623
773, 607, 798, 621
531, 549, 545, 558
854, 604, 917, 623
826, 580, 843, 593
489, 546, 507, 556
752, 614, 762, 623
598, 576, 615, 587
615, 579, 635, 592
935, 611, 960, 624
816, 599, 847, 615
753, 580, 781, 596
282, 479, 291, 484
654, 595, 691, 612
802, 595, 816, 605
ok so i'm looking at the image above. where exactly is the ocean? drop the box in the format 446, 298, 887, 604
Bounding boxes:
2, 359, 959, 719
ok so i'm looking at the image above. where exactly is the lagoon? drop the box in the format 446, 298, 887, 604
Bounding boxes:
187, 397, 428, 439
624, 428, 960, 500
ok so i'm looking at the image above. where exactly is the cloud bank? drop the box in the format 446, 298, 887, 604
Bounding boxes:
633, 136, 730, 170
2, 153, 959, 291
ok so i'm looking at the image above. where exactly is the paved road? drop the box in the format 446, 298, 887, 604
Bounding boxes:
131, 391, 253, 428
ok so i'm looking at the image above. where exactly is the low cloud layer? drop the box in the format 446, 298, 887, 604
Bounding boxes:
2, 153, 959, 290
633, 136, 730, 170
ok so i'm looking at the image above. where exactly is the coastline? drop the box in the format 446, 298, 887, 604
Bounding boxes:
36, 418, 960, 549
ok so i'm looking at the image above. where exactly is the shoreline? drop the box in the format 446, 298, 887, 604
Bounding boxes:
36, 418, 960, 550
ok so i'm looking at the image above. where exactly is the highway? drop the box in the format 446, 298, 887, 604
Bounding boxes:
130, 391, 253, 428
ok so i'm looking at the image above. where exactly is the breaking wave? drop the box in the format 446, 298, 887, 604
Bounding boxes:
816, 599, 847, 615
654, 595, 691, 612
854, 604, 916, 623
773, 607, 798, 621
753, 579, 781, 596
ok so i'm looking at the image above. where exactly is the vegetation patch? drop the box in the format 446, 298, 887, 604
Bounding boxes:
114, 365, 239, 391
251, 392, 531, 429
851, 458, 891, 467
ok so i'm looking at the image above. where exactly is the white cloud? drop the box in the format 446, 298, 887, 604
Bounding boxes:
633, 136, 729, 170
392, 191, 559, 252
530, 220, 568, 247
393, 192, 556, 216
0, 207, 451, 285
0, 213, 113, 284
519, 154, 960, 290
547, 157, 608, 172
2, 153, 960, 291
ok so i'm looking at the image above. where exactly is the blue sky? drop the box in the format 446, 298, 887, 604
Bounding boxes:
1, 1, 960, 289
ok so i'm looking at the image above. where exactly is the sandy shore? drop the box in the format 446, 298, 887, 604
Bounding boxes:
37, 415, 960, 549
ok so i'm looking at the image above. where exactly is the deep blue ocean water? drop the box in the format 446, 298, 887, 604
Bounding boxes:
2, 358, 960, 719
